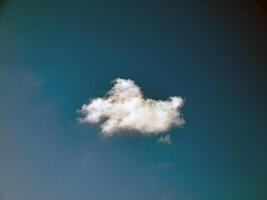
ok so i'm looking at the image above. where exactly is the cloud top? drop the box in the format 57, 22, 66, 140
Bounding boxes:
79, 78, 184, 136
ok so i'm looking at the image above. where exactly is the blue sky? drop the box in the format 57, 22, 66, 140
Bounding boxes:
0, 0, 267, 199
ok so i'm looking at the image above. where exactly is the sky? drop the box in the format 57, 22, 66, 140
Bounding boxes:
0, 0, 267, 200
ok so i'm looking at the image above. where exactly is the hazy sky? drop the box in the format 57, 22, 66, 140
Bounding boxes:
0, 0, 267, 200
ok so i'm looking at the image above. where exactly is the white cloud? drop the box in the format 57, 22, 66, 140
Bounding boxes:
157, 134, 172, 144
78, 78, 184, 136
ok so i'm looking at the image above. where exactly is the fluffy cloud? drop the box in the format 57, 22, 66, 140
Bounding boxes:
79, 78, 184, 136
157, 134, 172, 144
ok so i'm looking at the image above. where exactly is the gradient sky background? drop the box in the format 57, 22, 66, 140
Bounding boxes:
0, 0, 267, 200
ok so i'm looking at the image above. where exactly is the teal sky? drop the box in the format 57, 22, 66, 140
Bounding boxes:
0, 0, 267, 200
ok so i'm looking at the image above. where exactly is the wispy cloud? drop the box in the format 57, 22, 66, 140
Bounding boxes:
78, 78, 184, 136
157, 134, 172, 144
158, 162, 174, 168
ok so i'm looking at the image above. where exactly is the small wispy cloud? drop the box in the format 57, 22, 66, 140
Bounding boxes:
158, 162, 174, 168
157, 134, 172, 144
78, 78, 185, 136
